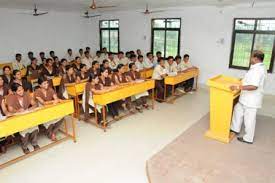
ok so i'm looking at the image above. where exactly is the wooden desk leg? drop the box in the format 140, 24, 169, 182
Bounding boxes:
172, 85, 175, 96
164, 84, 166, 101
94, 104, 98, 126
102, 105, 107, 132
151, 89, 154, 109
71, 115, 77, 143
195, 76, 199, 90
76, 96, 80, 118
64, 117, 68, 134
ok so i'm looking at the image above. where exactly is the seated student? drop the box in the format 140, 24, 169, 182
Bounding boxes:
101, 47, 108, 60
27, 51, 34, 65
65, 49, 75, 62
49, 51, 56, 60
73, 56, 82, 72
86, 47, 93, 58
12, 53, 25, 71
0, 91, 10, 154
108, 52, 119, 71
98, 68, 120, 120
2, 66, 13, 85
93, 51, 103, 64
11, 70, 32, 92
183, 54, 196, 92
58, 58, 68, 76
135, 55, 145, 71
26, 58, 40, 79
78, 49, 85, 59
155, 51, 162, 63
53, 56, 60, 68
136, 49, 142, 56
77, 64, 89, 81
90, 61, 101, 76
125, 51, 131, 59
6, 83, 39, 154
41, 58, 59, 80
129, 54, 137, 65
117, 51, 129, 66
59, 65, 79, 99
127, 63, 149, 112
112, 64, 134, 113
0, 75, 9, 97
143, 52, 155, 69
152, 57, 167, 102
34, 76, 63, 141
39, 52, 46, 65
101, 59, 113, 75
175, 55, 186, 72
82, 51, 93, 69
165, 56, 178, 76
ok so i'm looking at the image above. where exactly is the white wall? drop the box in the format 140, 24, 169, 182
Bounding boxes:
0, 8, 93, 62
88, 4, 275, 95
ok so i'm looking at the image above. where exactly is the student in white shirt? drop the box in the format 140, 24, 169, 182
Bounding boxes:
85, 47, 93, 58
27, 51, 34, 66
129, 54, 137, 65
108, 52, 119, 71
81, 51, 93, 69
136, 49, 142, 57
38, 52, 45, 65
49, 51, 56, 60
101, 47, 108, 60
135, 55, 145, 71
183, 54, 196, 92
152, 57, 167, 102
175, 55, 187, 72
93, 51, 103, 64
230, 50, 267, 144
165, 56, 178, 76
12, 53, 25, 71
155, 51, 162, 64
144, 52, 155, 69
117, 51, 129, 66
78, 49, 85, 59
65, 48, 75, 62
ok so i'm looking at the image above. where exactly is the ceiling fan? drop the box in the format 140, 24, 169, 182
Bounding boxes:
82, 11, 101, 18
141, 4, 165, 15
19, 4, 48, 16
89, 0, 116, 10
251, 0, 256, 8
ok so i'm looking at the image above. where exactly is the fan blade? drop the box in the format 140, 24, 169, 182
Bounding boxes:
96, 5, 116, 9
35, 12, 48, 16
149, 10, 165, 13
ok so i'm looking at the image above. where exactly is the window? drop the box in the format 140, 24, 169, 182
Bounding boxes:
230, 18, 275, 72
99, 20, 120, 53
151, 18, 181, 58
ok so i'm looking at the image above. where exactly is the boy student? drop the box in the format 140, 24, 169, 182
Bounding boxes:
152, 57, 167, 102
136, 49, 142, 56
39, 52, 46, 65
93, 51, 103, 64
12, 53, 25, 70
129, 54, 137, 65
27, 51, 34, 65
165, 56, 178, 76
117, 51, 129, 66
82, 51, 93, 69
155, 51, 162, 63
135, 55, 145, 71
175, 55, 186, 72
108, 52, 119, 71
65, 48, 75, 62
6, 83, 39, 154
183, 54, 196, 92
34, 76, 63, 141
230, 50, 267, 144
78, 48, 85, 59
144, 52, 156, 68
49, 51, 56, 59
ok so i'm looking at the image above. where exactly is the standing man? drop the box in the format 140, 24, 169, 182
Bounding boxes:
230, 50, 267, 144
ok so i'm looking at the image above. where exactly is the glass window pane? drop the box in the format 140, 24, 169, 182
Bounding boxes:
232, 33, 254, 67
165, 31, 179, 57
110, 20, 119, 28
110, 30, 119, 53
166, 19, 181, 28
254, 34, 275, 70
100, 21, 109, 28
235, 19, 255, 30
257, 20, 275, 31
153, 19, 165, 28
153, 30, 165, 56
101, 30, 109, 51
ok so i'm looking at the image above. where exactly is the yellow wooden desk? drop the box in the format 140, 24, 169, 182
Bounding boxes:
52, 77, 62, 87
93, 79, 155, 131
66, 80, 87, 118
163, 68, 199, 101
205, 75, 241, 143
0, 100, 76, 169
20, 68, 27, 77
0, 62, 13, 71
140, 68, 154, 79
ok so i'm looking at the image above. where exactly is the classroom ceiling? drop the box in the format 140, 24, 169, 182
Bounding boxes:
0, 0, 274, 13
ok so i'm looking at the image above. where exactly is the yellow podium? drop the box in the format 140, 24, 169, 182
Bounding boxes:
205, 75, 241, 143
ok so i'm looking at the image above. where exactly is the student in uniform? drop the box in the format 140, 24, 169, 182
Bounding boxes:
39, 52, 46, 65
152, 57, 167, 102
2, 66, 13, 85
90, 61, 101, 76
156, 51, 162, 63
77, 64, 89, 81
27, 51, 34, 65
135, 55, 145, 72
12, 53, 25, 70
112, 64, 134, 113
34, 76, 63, 141
53, 56, 60, 68
144, 52, 155, 69
59, 65, 79, 99
136, 49, 142, 57
0, 85, 10, 154
6, 83, 39, 154
93, 51, 103, 64
230, 50, 267, 144
58, 58, 68, 76
127, 63, 149, 112
175, 55, 186, 72
26, 57, 40, 79
182, 54, 196, 92
82, 51, 93, 69
129, 54, 137, 65
101, 47, 108, 60
65, 48, 75, 62
41, 58, 59, 80
78, 49, 85, 59
117, 51, 128, 66
73, 56, 82, 72
11, 70, 32, 92
165, 56, 178, 76
101, 59, 113, 75
86, 47, 93, 58
98, 68, 120, 120
108, 52, 119, 71
49, 51, 56, 60
0, 75, 9, 97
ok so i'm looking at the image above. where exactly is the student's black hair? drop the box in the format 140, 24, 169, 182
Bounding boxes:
157, 57, 164, 63
84, 51, 89, 55
102, 47, 107, 50
49, 51, 55, 55
65, 65, 73, 71
38, 76, 48, 85
79, 48, 83, 52
252, 50, 265, 62
146, 52, 152, 57
129, 63, 135, 69
13, 69, 20, 76
60, 58, 67, 64
156, 51, 162, 55
75, 56, 80, 61
3, 65, 11, 71
118, 51, 124, 55
80, 64, 86, 70
31, 57, 37, 63
39, 52, 45, 55
88, 73, 99, 82
46, 58, 53, 64
138, 55, 143, 59
130, 54, 137, 59
92, 61, 99, 67
68, 48, 72, 52
100, 67, 109, 75
102, 59, 109, 64
86, 47, 90, 50
96, 50, 101, 54
183, 54, 190, 58
28, 51, 34, 55
53, 56, 59, 61
175, 55, 182, 60
167, 56, 174, 61
117, 64, 124, 71
11, 82, 22, 92
15, 53, 21, 57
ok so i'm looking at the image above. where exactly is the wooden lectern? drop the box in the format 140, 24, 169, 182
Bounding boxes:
205, 75, 241, 143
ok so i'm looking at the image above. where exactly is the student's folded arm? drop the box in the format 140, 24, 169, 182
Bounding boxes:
241, 85, 258, 91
